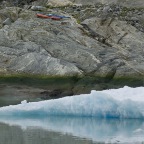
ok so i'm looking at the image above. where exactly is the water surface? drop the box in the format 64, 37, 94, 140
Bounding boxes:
1, 86, 144, 143
0, 116, 144, 144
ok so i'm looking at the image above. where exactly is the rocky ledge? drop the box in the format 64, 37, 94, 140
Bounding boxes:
0, 0, 144, 98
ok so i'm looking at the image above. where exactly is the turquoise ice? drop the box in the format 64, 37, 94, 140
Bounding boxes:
0, 86, 144, 118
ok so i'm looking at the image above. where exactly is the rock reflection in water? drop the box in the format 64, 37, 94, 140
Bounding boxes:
0, 122, 94, 144
0, 117, 144, 143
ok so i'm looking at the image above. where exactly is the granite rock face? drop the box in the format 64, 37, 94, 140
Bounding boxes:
0, 8, 84, 75
47, 0, 73, 7
0, 0, 144, 79
70, 0, 144, 7
82, 17, 144, 77
0, 7, 102, 76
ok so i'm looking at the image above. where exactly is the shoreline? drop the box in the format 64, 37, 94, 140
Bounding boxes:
0, 74, 143, 107
0, 0, 144, 106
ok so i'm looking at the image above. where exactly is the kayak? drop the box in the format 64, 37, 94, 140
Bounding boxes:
51, 16, 61, 20
36, 13, 51, 18
36, 13, 62, 20
47, 14, 70, 19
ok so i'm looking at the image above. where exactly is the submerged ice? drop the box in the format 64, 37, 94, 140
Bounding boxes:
0, 86, 144, 118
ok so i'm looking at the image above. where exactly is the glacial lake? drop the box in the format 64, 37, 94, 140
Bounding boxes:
0, 116, 144, 144
1, 86, 144, 143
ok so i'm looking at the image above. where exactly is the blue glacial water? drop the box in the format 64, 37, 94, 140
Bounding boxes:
0, 86, 144, 118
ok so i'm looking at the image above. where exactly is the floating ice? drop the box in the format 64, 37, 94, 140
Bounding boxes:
0, 86, 144, 118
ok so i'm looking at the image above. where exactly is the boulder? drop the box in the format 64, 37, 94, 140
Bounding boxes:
46, 0, 73, 7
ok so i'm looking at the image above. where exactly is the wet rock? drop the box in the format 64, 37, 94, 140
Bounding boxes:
0, 84, 46, 106
40, 89, 73, 99
40, 89, 62, 99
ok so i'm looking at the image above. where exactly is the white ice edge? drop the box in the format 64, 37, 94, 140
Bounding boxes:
0, 86, 144, 118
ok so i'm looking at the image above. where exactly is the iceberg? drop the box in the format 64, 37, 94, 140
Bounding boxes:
0, 86, 144, 118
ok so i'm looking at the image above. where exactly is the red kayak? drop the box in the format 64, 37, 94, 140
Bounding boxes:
36, 13, 51, 18
36, 13, 61, 20
51, 16, 61, 20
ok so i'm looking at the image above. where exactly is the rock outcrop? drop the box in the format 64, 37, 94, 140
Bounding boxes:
0, 0, 144, 93
0, 6, 103, 76
82, 17, 144, 77
70, 0, 144, 8
47, 0, 73, 7
0, 0, 144, 100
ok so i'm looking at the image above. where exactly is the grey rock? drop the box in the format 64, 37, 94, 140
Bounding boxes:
46, 0, 73, 7
31, 6, 46, 11
131, 17, 139, 22
0, 4, 144, 79
102, 5, 111, 14
2, 18, 12, 25
69, 0, 144, 8
7, 52, 82, 75
0, 7, 100, 75
82, 16, 144, 77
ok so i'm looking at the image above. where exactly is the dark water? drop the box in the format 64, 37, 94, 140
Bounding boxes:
0, 116, 144, 144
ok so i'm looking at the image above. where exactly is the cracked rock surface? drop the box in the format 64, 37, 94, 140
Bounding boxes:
0, 0, 144, 78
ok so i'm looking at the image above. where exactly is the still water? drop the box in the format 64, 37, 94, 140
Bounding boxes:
1, 86, 144, 143
0, 116, 144, 144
